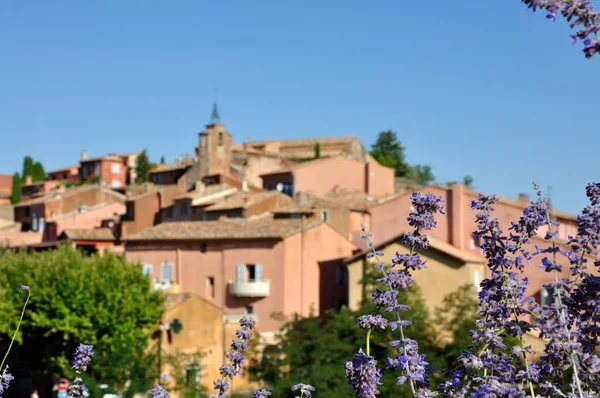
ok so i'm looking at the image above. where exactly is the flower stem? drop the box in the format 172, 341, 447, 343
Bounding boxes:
0, 290, 31, 371
543, 209, 584, 398
366, 328, 372, 357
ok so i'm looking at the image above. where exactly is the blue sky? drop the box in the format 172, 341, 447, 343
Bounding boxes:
1, 1, 598, 215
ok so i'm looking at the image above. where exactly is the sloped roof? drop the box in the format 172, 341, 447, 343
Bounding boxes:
15, 184, 126, 207
149, 164, 191, 174
124, 215, 323, 241
61, 228, 116, 241
247, 136, 359, 147
344, 233, 485, 265
204, 190, 288, 211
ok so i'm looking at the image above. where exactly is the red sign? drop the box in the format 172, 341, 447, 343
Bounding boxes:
58, 379, 69, 392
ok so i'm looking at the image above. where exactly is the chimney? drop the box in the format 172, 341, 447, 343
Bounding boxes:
25, 176, 32, 185
81, 151, 88, 161
450, 183, 466, 250
518, 193, 529, 203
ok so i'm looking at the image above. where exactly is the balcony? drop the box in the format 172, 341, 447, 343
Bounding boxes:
229, 280, 270, 298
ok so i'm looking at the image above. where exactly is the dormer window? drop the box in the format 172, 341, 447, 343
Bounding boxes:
218, 132, 223, 146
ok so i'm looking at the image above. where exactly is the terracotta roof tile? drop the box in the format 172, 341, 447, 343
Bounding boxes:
149, 164, 191, 174
124, 216, 323, 241
15, 184, 126, 207
258, 156, 346, 177
247, 136, 358, 147
204, 190, 283, 211
62, 228, 116, 241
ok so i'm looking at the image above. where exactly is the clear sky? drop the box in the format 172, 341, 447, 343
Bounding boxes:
1, 1, 598, 215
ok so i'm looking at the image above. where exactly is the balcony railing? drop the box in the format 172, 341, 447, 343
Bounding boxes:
228, 280, 270, 297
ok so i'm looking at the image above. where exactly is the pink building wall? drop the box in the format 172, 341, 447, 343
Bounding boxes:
124, 223, 356, 332
45, 202, 126, 240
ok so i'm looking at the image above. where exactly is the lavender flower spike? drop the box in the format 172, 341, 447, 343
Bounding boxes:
72, 344, 94, 372
17, 284, 30, 291
291, 383, 316, 398
0, 366, 14, 398
208, 316, 256, 397
253, 388, 272, 398
68, 344, 94, 398
150, 384, 170, 398
344, 349, 382, 398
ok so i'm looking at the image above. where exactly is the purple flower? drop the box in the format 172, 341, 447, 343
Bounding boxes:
17, 284, 30, 291
291, 383, 315, 397
0, 367, 13, 398
150, 384, 170, 398
72, 343, 94, 372
520, 0, 600, 58
253, 388, 271, 398
209, 316, 256, 397
357, 314, 388, 330
344, 349, 382, 398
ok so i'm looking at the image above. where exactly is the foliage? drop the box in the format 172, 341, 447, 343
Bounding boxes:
0, 246, 165, 394
21, 156, 34, 183
32, 162, 45, 182
369, 130, 411, 178
10, 173, 21, 204
408, 165, 435, 185
248, 265, 482, 397
135, 149, 153, 184
160, 155, 166, 164
463, 175, 474, 188
163, 351, 208, 398
314, 143, 321, 159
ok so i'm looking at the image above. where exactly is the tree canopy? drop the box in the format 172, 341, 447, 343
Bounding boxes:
248, 265, 487, 397
135, 150, 153, 184
21, 156, 34, 183
0, 246, 164, 396
32, 162, 46, 182
10, 173, 21, 204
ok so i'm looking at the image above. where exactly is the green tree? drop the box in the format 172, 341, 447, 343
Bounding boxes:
369, 130, 411, 177
21, 156, 34, 182
314, 143, 321, 159
10, 173, 21, 204
32, 161, 46, 182
463, 175, 474, 188
249, 265, 466, 397
135, 149, 152, 184
0, 245, 165, 395
410, 164, 435, 185
160, 155, 166, 164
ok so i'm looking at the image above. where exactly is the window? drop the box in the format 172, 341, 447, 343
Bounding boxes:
320, 210, 328, 222
126, 202, 135, 220
166, 207, 173, 219
540, 286, 554, 306
473, 269, 481, 291
94, 162, 100, 176
470, 236, 481, 249
291, 214, 302, 220
236, 263, 263, 283
333, 299, 348, 312
179, 202, 189, 217
111, 180, 121, 188
247, 264, 256, 282
162, 263, 174, 282
185, 364, 201, 386
153, 173, 163, 184
24, 207, 31, 217
81, 165, 88, 178
245, 305, 254, 314
335, 265, 348, 285
282, 182, 294, 197
32, 212, 39, 231
207, 276, 215, 297
142, 264, 153, 277
38, 217, 45, 234
200, 242, 207, 253
218, 132, 223, 146
112, 163, 121, 174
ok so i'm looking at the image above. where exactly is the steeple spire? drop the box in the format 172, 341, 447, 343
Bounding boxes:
210, 102, 220, 125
